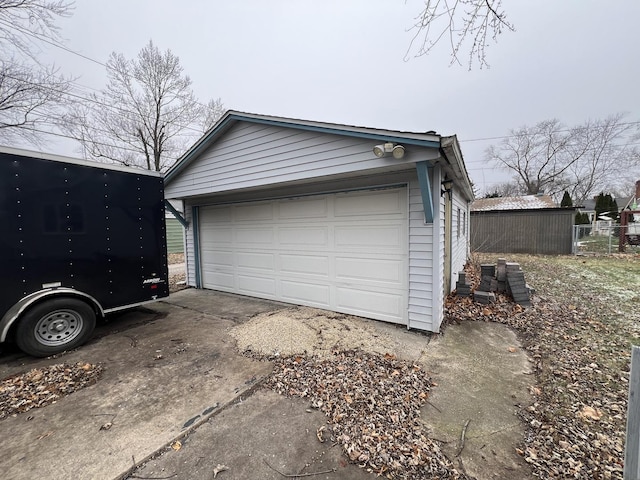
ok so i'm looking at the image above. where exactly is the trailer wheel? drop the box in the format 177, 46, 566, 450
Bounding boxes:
16, 298, 97, 357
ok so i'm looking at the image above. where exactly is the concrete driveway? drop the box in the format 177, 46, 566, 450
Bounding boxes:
0, 289, 533, 480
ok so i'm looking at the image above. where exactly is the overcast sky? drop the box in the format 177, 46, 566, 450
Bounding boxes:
29, 1, 640, 194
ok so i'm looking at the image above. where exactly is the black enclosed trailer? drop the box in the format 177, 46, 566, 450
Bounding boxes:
0, 147, 169, 357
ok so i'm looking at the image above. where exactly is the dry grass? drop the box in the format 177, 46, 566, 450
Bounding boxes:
466, 252, 640, 479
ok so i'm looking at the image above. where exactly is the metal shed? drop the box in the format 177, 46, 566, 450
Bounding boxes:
470, 196, 575, 254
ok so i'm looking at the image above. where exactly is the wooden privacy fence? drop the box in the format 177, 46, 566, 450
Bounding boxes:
470, 208, 575, 255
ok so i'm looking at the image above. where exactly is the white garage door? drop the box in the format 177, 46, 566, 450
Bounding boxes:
198, 188, 408, 324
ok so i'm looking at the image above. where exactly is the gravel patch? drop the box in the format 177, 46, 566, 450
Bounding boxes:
230, 306, 397, 359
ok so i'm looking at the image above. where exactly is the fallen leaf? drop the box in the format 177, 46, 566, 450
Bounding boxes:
37, 431, 53, 440
482, 307, 492, 316
99, 422, 112, 431
344, 394, 353, 404
213, 464, 229, 478
508, 347, 517, 353
579, 405, 603, 421
317, 425, 326, 443
529, 386, 542, 396
171, 440, 182, 451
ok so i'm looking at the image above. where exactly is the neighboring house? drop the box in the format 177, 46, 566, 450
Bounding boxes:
577, 198, 596, 223
470, 195, 575, 254
165, 200, 185, 254
620, 181, 640, 212
163, 111, 474, 333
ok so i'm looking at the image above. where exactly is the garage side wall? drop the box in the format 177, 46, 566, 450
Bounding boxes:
183, 206, 197, 287
435, 168, 445, 331
450, 186, 470, 289
408, 178, 435, 331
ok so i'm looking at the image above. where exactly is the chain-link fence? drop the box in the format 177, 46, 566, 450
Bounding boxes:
573, 223, 640, 255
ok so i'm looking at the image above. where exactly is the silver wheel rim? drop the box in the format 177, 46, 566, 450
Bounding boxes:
34, 309, 84, 347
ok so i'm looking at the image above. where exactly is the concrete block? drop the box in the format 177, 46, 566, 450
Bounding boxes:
474, 290, 496, 304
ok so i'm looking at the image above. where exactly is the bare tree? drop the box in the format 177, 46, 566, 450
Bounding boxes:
202, 98, 225, 133
406, 0, 514, 69
66, 40, 223, 172
482, 181, 523, 198
0, 0, 74, 144
566, 115, 639, 205
486, 115, 640, 204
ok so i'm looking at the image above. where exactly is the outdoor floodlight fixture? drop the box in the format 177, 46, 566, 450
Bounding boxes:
373, 143, 406, 159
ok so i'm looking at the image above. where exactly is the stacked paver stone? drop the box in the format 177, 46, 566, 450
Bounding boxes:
456, 257, 533, 307
454, 272, 472, 297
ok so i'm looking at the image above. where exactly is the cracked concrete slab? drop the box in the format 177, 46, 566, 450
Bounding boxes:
0, 289, 535, 480
420, 321, 534, 479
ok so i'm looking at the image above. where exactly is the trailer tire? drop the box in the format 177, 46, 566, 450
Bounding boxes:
16, 298, 97, 357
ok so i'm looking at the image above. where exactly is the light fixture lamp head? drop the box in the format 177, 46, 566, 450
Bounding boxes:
392, 144, 405, 159
373, 144, 387, 158
373, 142, 405, 159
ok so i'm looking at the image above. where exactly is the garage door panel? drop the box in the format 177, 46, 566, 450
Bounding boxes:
334, 190, 404, 217
279, 227, 329, 246
280, 280, 330, 305
336, 287, 404, 323
237, 275, 276, 296
203, 250, 234, 267
235, 227, 274, 245
280, 254, 329, 276
237, 252, 275, 271
279, 197, 328, 219
201, 207, 231, 223
235, 203, 274, 222
334, 225, 403, 249
199, 187, 408, 325
202, 269, 235, 289
335, 257, 403, 284
201, 226, 233, 244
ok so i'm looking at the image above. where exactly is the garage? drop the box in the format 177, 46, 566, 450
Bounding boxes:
163, 111, 474, 332
198, 187, 408, 324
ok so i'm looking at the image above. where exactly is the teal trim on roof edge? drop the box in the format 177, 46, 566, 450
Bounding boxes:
237, 115, 441, 148
416, 161, 434, 223
165, 113, 441, 184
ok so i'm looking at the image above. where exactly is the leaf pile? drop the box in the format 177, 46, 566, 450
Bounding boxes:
267, 350, 468, 479
0, 362, 102, 420
445, 254, 637, 480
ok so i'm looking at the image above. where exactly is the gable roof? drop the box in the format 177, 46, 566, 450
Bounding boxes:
471, 195, 557, 212
166, 111, 434, 173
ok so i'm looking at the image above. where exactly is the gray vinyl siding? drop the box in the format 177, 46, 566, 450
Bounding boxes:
183, 206, 197, 287
435, 168, 446, 331
408, 177, 434, 331
165, 218, 184, 254
164, 122, 439, 199
450, 186, 470, 289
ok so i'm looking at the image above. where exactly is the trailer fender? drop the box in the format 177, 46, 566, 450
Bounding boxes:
0, 288, 104, 342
